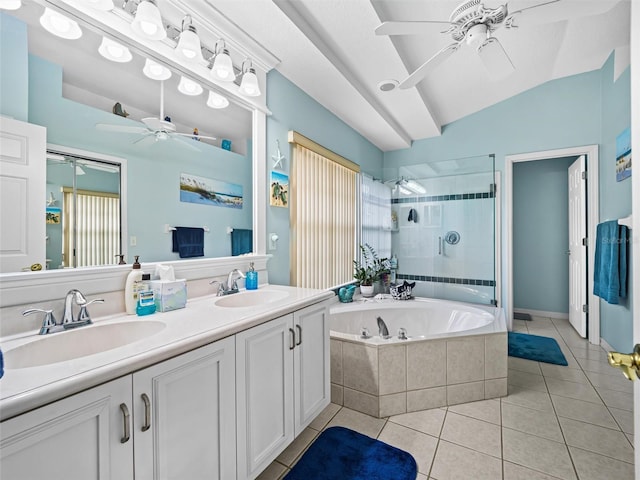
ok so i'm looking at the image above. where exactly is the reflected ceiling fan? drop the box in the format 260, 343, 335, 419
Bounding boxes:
376, 0, 560, 88
96, 81, 216, 151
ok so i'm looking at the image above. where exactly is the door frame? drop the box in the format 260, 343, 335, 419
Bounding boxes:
504, 145, 600, 344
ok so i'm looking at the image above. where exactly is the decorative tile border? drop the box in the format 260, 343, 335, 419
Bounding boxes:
392, 191, 494, 204
397, 273, 495, 287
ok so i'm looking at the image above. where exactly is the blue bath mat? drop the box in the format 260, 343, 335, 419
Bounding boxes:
284, 426, 417, 480
508, 332, 568, 366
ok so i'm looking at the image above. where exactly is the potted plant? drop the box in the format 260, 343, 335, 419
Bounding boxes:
353, 244, 389, 297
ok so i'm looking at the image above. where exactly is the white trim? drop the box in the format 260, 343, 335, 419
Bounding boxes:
513, 309, 569, 320
504, 145, 600, 344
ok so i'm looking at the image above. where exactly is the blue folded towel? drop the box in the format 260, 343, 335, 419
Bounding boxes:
231, 229, 253, 256
172, 227, 205, 258
593, 221, 628, 304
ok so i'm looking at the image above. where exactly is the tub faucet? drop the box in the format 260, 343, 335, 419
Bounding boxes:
377, 316, 390, 339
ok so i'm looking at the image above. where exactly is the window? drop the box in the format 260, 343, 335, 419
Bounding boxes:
289, 131, 360, 289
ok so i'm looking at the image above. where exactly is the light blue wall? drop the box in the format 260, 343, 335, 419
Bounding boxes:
598, 56, 633, 351
383, 54, 631, 352
0, 13, 28, 121
513, 156, 576, 313
265, 70, 383, 285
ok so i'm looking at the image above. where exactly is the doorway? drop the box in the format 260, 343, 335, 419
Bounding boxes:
504, 145, 600, 344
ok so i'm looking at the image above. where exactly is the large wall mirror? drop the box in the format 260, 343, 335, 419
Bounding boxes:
2, 2, 258, 273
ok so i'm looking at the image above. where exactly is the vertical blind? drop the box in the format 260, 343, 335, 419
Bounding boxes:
63, 188, 120, 268
361, 175, 392, 261
289, 132, 359, 289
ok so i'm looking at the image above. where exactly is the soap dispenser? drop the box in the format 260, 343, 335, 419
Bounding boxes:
124, 256, 143, 314
245, 262, 258, 290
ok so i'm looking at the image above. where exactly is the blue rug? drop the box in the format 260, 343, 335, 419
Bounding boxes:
508, 332, 568, 366
284, 426, 417, 480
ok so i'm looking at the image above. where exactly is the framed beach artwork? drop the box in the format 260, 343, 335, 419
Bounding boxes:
46, 207, 61, 224
180, 173, 243, 209
615, 127, 631, 182
270, 171, 289, 208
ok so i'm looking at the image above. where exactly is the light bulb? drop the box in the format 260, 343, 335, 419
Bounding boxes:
207, 90, 229, 109
131, 0, 165, 41
239, 67, 260, 96
40, 8, 82, 40
0, 0, 21, 10
210, 49, 235, 82
177, 76, 202, 96
143, 58, 172, 80
176, 26, 203, 62
98, 37, 132, 63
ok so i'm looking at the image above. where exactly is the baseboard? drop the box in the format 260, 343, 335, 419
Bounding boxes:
513, 308, 569, 320
599, 338, 613, 351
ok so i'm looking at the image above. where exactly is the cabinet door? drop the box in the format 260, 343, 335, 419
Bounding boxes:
133, 336, 236, 480
0, 376, 133, 480
293, 301, 331, 434
236, 314, 294, 480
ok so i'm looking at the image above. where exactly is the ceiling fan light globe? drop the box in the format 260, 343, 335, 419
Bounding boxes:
131, 0, 165, 41
466, 23, 487, 46
40, 8, 82, 39
0, 0, 21, 10
143, 58, 171, 80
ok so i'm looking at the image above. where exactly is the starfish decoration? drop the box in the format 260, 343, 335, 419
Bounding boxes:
271, 139, 285, 169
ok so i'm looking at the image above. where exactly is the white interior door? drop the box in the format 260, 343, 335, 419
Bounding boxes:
568, 155, 587, 337
0, 117, 46, 273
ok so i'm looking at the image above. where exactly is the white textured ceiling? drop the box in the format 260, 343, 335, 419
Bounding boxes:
10, 0, 631, 153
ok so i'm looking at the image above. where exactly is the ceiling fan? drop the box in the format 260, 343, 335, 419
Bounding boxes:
375, 0, 560, 88
96, 81, 216, 151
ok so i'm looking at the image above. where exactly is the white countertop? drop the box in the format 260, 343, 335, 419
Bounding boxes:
0, 285, 335, 421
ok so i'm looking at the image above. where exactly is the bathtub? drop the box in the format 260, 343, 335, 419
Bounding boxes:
329, 296, 507, 418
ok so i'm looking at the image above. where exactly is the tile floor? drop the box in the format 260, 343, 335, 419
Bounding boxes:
258, 315, 635, 480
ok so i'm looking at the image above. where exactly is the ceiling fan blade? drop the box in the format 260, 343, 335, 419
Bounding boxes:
95, 123, 150, 134
399, 42, 460, 89
375, 20, 450, 36
477, 37, 515, 80
505, 0, 561, 28
173, 132, 217, 141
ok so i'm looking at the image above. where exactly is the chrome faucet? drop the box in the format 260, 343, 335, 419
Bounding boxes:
377, 316, 390, 339
210, 269, 246, 296
62, 289, 104, 329
22, 289, 104, 335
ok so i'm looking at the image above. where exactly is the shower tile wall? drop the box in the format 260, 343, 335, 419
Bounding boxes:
392, 172, 495, 305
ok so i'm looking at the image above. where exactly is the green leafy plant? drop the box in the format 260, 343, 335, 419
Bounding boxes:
353, 244, 390, 286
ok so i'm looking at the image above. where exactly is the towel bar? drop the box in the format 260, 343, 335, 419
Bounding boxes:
618, 215, 632, 229
164, 224, 210, 234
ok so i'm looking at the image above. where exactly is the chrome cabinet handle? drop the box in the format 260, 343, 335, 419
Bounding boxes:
289, 328, 295, 350
295, 324, 302, 346
119, 403, 131, 443
141, 393, 151, 432
438, 236, 442, 255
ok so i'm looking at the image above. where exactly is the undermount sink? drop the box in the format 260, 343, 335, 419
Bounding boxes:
4, 321, 166, 369
214, 290, 289, 308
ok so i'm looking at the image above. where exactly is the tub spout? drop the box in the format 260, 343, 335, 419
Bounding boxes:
377, 316, 390, 339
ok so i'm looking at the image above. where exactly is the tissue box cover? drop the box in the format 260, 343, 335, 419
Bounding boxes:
150, 279, 187, 312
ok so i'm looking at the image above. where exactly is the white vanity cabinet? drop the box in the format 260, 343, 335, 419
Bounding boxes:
132, 335, 236, 480
0, 376, 134, 479
236, 301, 330, 480
0, 336, 236, 480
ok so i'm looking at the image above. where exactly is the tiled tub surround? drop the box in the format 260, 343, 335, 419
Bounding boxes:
330, 297, 507, 418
